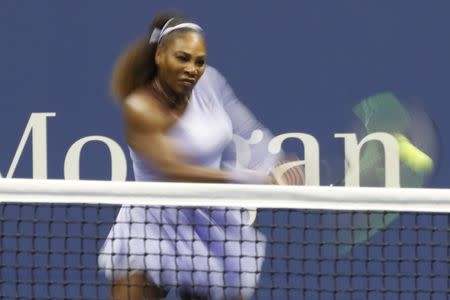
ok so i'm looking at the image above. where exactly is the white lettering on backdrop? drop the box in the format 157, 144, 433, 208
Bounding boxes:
1, 113, 400, 186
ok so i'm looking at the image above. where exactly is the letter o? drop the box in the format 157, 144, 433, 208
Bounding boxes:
64, 136, 127, 181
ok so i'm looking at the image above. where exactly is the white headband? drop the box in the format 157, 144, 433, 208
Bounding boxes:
149, 19, 203, 44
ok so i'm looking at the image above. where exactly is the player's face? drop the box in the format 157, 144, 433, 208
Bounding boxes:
156, 31, 206, 95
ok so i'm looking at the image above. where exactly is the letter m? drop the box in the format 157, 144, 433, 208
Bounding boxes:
1, 113, 55, 179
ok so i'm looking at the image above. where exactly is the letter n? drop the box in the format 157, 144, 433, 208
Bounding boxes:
335, 133, 400, 187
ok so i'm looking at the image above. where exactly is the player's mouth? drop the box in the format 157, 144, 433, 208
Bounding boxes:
179, 78, 196, 87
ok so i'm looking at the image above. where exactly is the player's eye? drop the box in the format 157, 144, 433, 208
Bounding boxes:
196, 59, 205, 67
177, 55, 189, 62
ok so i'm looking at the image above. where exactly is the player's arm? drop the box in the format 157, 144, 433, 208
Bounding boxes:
123, 92, 270, 184
212, 68, 304, 185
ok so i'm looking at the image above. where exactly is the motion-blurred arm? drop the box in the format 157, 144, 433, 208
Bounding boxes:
124, 90, 271, 184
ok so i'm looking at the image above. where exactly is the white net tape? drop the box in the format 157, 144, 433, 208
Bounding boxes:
1, 178, 450, 212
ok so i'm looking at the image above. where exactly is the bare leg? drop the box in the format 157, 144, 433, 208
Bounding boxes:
110, 273, 166, 300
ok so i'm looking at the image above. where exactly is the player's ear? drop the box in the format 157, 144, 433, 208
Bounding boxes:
155, 48, 162, 67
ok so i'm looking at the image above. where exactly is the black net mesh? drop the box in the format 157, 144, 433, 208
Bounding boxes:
0, 203, 449, 299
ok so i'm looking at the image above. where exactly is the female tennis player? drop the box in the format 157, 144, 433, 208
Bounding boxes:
98, 12, 302, 300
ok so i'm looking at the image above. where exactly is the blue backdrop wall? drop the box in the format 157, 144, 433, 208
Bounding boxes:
1, 1, 449, 299
1, 1, 449, 186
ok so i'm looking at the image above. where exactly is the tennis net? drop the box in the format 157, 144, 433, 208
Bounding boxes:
0, 179, 449, 299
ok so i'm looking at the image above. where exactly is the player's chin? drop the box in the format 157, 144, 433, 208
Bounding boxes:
177, 80, 196, 93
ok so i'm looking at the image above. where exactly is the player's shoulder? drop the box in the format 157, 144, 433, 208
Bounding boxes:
124, 88, 159, 113
203, 65, 223, 78
123, 89, 169, 131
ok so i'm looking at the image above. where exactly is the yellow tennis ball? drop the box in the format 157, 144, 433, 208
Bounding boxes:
394, 134, 434, 173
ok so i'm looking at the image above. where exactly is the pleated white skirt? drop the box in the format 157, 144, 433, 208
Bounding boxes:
98, 205, 266, 299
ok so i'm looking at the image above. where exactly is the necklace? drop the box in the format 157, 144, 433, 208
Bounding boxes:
151, 79, 189, 109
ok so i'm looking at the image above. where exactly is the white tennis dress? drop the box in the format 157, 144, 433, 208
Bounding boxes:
98, 66, 279, 299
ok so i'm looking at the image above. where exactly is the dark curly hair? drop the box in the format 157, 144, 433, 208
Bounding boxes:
110, 11, 198, 102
